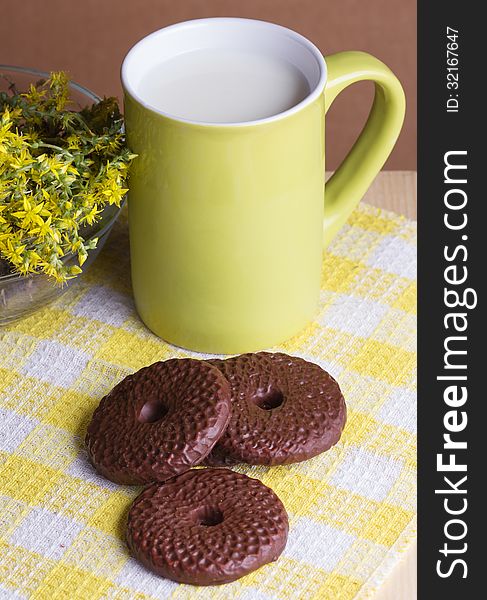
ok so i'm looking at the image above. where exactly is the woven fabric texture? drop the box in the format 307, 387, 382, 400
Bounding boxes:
0, 202, 417, 600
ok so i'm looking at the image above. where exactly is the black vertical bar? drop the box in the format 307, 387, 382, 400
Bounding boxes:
418, 1, 482, 597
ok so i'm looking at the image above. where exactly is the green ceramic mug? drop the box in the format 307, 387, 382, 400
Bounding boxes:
121, 18, 405, 353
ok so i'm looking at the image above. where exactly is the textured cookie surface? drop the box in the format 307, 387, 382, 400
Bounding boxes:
126, 468, 289, 585
205, 353, 346, 465
201, 444, 239, 467
85, 359, 231, 484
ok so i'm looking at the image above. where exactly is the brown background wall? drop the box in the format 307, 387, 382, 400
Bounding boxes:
0, 0, 416, 169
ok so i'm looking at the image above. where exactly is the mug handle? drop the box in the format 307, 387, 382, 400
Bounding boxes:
323, 51, 406, 246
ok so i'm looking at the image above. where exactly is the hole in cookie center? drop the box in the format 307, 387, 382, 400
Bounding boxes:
138, 397, 169, 423
252, 388, 284, 411
194, 505, 224, 527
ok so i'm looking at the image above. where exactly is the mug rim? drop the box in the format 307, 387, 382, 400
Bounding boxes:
120, 17, 327, 128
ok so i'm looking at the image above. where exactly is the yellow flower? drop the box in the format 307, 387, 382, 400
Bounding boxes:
49, 71, 70, 110
67, 135, 80, 150
45, 155, 66, 179
11, 197, 45, 228
82, 205, 102, 225
1, 107, 13, 127
21, 83, 47, 104
78, 250, 88, 266
8, 146, 34, 170
28, 215, 53, 239
2, 238, 26, 264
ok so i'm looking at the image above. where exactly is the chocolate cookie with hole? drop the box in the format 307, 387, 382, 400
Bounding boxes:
204, 353, 346, 466
126, 468, 289, 585
85, 359, 231, 485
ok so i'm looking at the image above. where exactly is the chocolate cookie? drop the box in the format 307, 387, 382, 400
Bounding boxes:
126, 468, 289, 585
205, 353, 346, 465
201, 444, 239, 467
85, 359, 231, 485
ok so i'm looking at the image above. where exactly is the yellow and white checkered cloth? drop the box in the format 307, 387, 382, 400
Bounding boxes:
0, 202, 416, 600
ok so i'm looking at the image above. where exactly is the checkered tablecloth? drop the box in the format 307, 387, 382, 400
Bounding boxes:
0, 202, 416, 600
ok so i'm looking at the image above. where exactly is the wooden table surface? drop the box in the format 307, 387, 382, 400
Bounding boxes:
358, 170, 417, 600
360, 171, 417, 220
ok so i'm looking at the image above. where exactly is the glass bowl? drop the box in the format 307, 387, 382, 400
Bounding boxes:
0, 65, 124, 325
